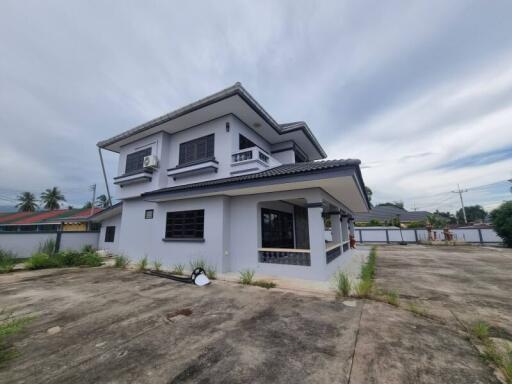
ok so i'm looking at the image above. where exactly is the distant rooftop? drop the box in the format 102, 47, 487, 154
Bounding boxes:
0, 208, 103, 225
354, 205, 431, 223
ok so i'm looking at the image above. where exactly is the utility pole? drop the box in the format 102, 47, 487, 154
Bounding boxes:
451, 184, 468, 224
89, 184, 96, 217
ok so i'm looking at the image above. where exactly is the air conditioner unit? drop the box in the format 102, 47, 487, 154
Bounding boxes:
143, 155, 159, 169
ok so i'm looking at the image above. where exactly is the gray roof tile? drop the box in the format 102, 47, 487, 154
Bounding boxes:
143, 159, 365, 198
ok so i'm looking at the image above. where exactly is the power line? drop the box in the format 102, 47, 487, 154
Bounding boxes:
451, 184, 468, 224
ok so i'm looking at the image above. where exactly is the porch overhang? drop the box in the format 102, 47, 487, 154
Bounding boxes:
142, 163, 370, 213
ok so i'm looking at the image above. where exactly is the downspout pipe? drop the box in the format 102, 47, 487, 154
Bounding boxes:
98, 147, 112, 207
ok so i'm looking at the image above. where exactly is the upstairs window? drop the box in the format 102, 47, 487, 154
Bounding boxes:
125, 148, 152, 173
239, 134, 256, 150
179, 134, 214, 165
165, 210, 204, 239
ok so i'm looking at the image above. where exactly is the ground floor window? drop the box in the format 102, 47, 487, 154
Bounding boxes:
105, 226, 115, 242
261, 208, 294, 248
165, 210, 204, 239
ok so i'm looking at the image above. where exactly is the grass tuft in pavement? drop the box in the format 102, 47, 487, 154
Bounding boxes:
137, 256, 148, 271
172, 264, 185, 275
239, 269, 255, 285
114, 255, 129, 268
0, 311, 33, 365
334, 271, 351, 298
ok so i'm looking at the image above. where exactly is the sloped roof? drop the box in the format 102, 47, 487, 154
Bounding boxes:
143, 159, 370, 207
97, 82, 327, 158
354, 205, 431, 223
0, 208, 103, 225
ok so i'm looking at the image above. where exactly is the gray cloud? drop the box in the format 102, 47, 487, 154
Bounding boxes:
1, 0, 511, 211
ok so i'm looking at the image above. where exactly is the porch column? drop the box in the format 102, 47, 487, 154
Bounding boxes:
307, 203, 326, 278
330, 213, 341, 244
348, 219, 355, 235
341, 216, 349, 244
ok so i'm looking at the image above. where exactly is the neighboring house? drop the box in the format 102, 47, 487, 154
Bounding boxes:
0, 208, 102, 232
354, 205, 431, 226
94, 83, 370, 281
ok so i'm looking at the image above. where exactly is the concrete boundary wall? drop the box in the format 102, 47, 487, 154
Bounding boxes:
354, 227, 502, 245
0, 231, 100, 258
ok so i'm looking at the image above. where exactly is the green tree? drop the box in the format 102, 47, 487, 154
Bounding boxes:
82, 201, 93, 209
377, 201, 404, 209
40, 187, 66, 210
456, 205, 486, 223
427, 214, 447, 229
491, 201, 512, 247
434, 210, 457, 224
365, 186, 373, 208
16, 192, 38, 212
95, 194, 110, 208
367, 219, 382, 226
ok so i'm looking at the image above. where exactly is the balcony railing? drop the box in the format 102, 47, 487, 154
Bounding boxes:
232, 147, 270, 164
232, 150, 253, 163
258, 248, 310, 266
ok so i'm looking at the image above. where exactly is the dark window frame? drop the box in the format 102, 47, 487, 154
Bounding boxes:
178, 134, 214, 166
165, 209, 204, 240
145, 209, 154, 219
105, 226, 116, 242
125, 147, 152, 174
261, 208, 295, 249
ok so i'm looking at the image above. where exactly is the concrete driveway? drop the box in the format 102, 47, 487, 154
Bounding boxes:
1, 245, 509, 384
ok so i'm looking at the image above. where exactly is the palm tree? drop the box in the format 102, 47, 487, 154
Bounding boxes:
40, 187, 66, 210
16, 192, 38, 212
95, 194, 110, 208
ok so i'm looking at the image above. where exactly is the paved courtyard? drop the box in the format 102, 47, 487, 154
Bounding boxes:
0, 244, 510, 383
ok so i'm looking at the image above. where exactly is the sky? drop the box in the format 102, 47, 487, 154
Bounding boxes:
1, 0, 511, 213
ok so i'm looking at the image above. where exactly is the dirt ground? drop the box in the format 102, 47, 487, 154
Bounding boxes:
0, 245, 510, 383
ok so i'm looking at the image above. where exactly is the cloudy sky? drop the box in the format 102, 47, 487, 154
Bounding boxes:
1, 0, 511, 212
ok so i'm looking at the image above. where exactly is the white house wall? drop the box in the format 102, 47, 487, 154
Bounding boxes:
117, 196, 230, 272
98, 214, 122, 253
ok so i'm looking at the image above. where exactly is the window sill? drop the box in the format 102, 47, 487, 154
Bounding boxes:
167, 160, 218, 180
162, 238, 205, 243
113, 169, 153, 186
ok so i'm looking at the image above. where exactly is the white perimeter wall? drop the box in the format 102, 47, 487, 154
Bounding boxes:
0, 232, 100, 258
354, 227, 502, 244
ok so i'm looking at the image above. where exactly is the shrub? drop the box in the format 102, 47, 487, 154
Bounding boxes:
55, 251, 82, 267
491, 201, 512, 247
239, 269, 255, 285
172, 264, 185, 275
38, 239, 57, 256
153, 260, 162, 271
114, 255, 129, 268
252, 280, 276, 289
137, 256, 148, 271
205, 265, 217, 280
81, 244, 96, 253
0, 249, 17, 274
334, 271, 351, 298
25, 253, 59, 270
78, 252, 102, 267
189, 259, 206, 271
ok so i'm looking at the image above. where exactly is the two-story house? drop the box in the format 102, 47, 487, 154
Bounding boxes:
92, 83, 370, 281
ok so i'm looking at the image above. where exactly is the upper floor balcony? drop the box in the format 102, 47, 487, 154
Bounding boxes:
230, 146, 277, 175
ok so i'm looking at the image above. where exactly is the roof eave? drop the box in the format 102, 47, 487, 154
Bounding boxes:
97, 83, 327, 159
